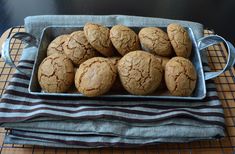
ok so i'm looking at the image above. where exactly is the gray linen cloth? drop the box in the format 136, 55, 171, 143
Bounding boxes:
0, 15, 225, 148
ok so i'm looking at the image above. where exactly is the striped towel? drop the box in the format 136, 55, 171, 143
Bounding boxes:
0, 15, 225, 148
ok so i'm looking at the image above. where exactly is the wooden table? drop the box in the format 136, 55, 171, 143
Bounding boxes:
0, 27, 235, 154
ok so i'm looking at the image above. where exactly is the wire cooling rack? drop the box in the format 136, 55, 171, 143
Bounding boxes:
0, 26, 235, 154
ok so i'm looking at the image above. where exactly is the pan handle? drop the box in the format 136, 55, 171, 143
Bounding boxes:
1, 32, 38, 76
197, 35, 235, 80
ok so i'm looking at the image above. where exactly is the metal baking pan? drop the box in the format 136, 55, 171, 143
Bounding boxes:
2, 25, 235, 100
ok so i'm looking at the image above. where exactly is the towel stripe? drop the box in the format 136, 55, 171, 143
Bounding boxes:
8, 132, 174, 147
18, 60, 35, 64
17, 65, 33, 70
0, 107, 224, 118
8, 82, 29, 88
0, 112, 225, 127
1, 98, 222, 109
8, 126, 224, 147
12, 74, 30, 80
3, 88, 220, 101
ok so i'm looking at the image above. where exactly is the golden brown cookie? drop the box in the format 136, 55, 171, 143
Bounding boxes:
149, 52, 170, 70
165, 57, 197, 96
84, 23, 114, 57
108, 57, 125, 91
63, 31, 98, 66
149, 53, 170, 90
110, 25, 140, 55
167, 23, 192, 58
118, 50, 163, 95
138, 27, 173, 56
75, 57, 117, 97
38, 53, 74, 93
47, 34, 68, 56
108, 57, 121, 66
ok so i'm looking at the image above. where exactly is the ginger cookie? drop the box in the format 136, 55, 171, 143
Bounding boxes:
149, 52, 170, 70
108, 57, 121, 66
165, 57, 197, 96
108, 57, 125, 91
167, 23, 192, 58
110, 25, 140, 55
38, 53, 74, 93
63, 31, 98, 66
139, 27, 173, 56
149, 53, 170, 90
75, 57, 117, 97
84, 23, 115, 57
47, 34, 68, 56
118, 50, 163, 95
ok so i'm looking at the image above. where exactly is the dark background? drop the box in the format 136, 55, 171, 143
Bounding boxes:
0, 0, 234, 41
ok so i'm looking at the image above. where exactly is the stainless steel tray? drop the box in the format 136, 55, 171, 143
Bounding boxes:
2, 26, 235, 100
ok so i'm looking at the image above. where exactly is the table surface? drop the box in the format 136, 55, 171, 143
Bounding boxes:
0, 27, 235, 153
0, 0, 235, 42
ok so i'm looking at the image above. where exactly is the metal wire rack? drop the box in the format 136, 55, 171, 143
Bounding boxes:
0, 26, 234, 154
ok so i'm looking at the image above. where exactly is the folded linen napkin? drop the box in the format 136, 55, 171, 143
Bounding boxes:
0, 15, 225, 148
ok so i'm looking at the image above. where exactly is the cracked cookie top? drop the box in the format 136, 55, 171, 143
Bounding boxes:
110, 25, 140, 56
63, 31, 98, 66
75, 57, 117, 97
138, 27, 173, 57
108, 57, 121, 67
118, 50, 163, 95
108, 57, 125, 91
167, 23, 192, 58
84, 23, 115, 57
38, 53, 75, 93
149, 52, 170, 70
165, 57, 197, 96
47, 34, 68, 56
149, 52, 170, 90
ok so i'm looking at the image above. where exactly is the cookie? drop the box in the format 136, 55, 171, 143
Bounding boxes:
110, 25, 140, 55
138, 27, 173, 56
63, 31, 98, 66
47, 34, 68, 56
75, 57, 117, 97
149, 53, 170, 90
38, 53, 74, 93
84, 23, 115, 57
118, 50, 163, 95
108, 57, 121, 66
167, 23, 192, 58
165, 57, 197, 96
108, 57, 124, 91
150, 52, 170, 70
